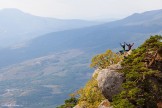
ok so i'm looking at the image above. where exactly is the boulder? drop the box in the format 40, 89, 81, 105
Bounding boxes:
97, 64, 124, 101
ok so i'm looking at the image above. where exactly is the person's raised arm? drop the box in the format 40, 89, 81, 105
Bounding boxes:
131, 43, 134, 47
125, 42, 129, 46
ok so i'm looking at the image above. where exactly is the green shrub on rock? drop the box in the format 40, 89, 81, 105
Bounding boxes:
77, 74, 105, 108
90, 50, 123, 69
56, 97, 78, 108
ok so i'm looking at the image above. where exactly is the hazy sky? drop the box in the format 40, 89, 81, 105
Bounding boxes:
0, 0, 162, 20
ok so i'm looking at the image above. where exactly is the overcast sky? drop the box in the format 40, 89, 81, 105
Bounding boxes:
0, 0, 162, 20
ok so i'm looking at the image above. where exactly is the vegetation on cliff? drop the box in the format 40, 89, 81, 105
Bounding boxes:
57, 75, 105, 108
57, 35, 162, 108
56, 97, 78, 108
112, 35, 162, 108
73, 50, 123, 108
57, 50, 119, 108
77, 74, 105, 108
90, 50, 123, 69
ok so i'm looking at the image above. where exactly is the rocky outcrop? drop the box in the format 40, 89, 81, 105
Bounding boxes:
98, 100, 112, 108
92, 69, 100, 77
73, 105, 83, 108
97, 63, 124, 101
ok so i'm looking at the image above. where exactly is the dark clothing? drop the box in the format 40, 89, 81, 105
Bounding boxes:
120, 43, 125, 51
119, 50, 125, 54
126, 43, 134, 51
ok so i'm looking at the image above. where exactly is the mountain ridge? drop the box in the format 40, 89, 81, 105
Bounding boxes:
0, 9, 162, 68
0, 8, 100, 47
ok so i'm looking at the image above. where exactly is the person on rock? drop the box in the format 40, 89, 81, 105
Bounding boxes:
126, 42, 134, 51
119, 42, 126, 54
120, 42, 126, 51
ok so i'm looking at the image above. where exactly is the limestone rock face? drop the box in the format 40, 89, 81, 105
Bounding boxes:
97, 64, 124, 101
98, 99, 112, 108
92, 69, 100, 77
73, 105, 83, 108
107, 62, 122, 70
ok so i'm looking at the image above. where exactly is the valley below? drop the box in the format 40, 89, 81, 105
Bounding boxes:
0, 49, 93, 108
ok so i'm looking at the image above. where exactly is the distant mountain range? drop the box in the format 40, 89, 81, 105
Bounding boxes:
0, 8, 100, 47
0, 9, 162, 108
0, 9, 162, 67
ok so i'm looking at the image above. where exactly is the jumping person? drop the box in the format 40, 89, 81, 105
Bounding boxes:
126, 43, 134, 51
119, 42, 126, 54
120, 42, 126, 51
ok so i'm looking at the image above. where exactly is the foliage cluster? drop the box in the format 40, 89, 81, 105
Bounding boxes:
56, 97, 78, 108
57, 74, 105, 108
90, 50, 123, 69
77, 74, 105, 108
112, 35, 162, 108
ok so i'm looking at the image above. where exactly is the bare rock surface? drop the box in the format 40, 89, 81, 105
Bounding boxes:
73, 105, 83, 108
98, 99, 112, 108
97, 64, 124, 101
